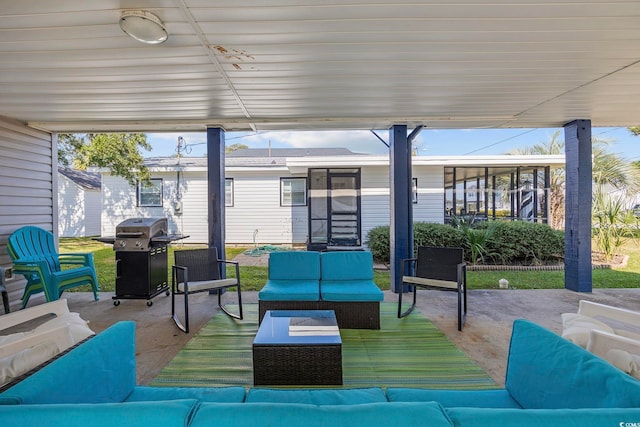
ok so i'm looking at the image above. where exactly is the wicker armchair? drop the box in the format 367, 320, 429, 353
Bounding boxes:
398, 246, 467, 331
171, 247, 243, 333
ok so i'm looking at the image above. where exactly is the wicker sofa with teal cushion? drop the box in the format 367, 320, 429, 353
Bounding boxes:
2, 319, 640, 427
0, 321, 245, 406
386, 319, 640, 409
258, 250, 384, 329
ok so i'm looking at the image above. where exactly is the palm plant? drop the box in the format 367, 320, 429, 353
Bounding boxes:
449, 216, 497, 265
592, 185, 636, 260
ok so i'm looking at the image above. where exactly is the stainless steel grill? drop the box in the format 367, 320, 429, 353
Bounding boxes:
98, 217, 186, 306
114, 217, 168, 251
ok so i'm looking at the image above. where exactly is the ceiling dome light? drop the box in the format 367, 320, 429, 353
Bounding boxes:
119, 10, 168, 44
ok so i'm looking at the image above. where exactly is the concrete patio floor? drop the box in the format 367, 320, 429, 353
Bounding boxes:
51, 287, 640, 387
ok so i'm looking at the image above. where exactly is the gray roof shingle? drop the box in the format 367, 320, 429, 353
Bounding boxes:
58, 167, 101, 190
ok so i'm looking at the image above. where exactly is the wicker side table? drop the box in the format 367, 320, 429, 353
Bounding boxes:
253, 310, 342, 386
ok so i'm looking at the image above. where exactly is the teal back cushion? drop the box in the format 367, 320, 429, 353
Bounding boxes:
191, 402, 453, 427
246, 387, 387, 405
269, 251, 321, 281
125, 386, 246, 403
386, 388, 521, 408
0, 321, 136, 404
0, 399, 197, 427
506, 319, 640, 408
447, 407, 640, 427
321, 251, 374, 281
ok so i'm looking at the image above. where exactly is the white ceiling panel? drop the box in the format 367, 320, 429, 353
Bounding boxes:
0, 0, 639, 132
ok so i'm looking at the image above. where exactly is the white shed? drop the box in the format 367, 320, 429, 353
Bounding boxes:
58, 167, 101, 237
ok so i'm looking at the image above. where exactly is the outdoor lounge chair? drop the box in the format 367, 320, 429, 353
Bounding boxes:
7, 226, 100, 308
171, 247, 243, 333
398, 246, 467, 331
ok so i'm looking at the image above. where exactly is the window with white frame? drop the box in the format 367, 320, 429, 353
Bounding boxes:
413, 178, 418, 204
281, 177, 307, 206
225, 178, 234, 207
138, 179, 163, 207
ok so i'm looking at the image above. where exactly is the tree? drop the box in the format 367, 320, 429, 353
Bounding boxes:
59, 133, 152, 186
225, 143, 248, 153
592, 139, 640, 192
58, 133, 85, 168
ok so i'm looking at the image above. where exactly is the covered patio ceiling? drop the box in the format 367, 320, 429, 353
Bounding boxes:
1, 1, 640, 134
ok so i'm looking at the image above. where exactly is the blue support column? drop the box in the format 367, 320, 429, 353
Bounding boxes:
564, 120, 592, 292
389, 125, 413, 293
207, 127, 226, 263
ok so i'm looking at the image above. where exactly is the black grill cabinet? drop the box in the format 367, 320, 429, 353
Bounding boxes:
98, 217, 186, 306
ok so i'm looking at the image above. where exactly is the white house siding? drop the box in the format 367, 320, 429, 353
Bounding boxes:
226, 170, 308, 245
84, 191, 102, 236
101, 169, 308, 246
413, 165, 445, 224
58, 175, 101, 237
359, 165, 445, 245
101, 173, 139, 235
100, 172, 184, 240
172, 171, 208, 242
0, 117, 54, 309
361, 166, 392, 245
101, 155, 565, 248
100, 163, 449, 247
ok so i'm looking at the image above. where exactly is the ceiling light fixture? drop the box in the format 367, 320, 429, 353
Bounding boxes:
119, 10, 168, 44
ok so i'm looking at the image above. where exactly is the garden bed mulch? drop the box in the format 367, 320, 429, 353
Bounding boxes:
467, 253, 628, 271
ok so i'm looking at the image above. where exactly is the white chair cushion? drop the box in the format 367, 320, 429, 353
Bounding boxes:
32, 312, 94, 345
605, 349, 640, 379
0, 312, 94, 350
0, 340, 61, 387
561, 313, 615, 348
177, 278, 237, 293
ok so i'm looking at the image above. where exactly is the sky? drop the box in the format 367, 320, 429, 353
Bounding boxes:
142, 127, 640, 161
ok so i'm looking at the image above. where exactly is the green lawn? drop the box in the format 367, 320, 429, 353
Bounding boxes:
59, 238, 640, 292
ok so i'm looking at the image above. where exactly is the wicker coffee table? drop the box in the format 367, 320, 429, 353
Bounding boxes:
252, 310, 342, 386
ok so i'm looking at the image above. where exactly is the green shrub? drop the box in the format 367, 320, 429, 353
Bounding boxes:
365, 225, 391, 263
366, 220, 564, 265
413, 222, 465, 249
485, 221, 564, 265
366, 222, 464, 263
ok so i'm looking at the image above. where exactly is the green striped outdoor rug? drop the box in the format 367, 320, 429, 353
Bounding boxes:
151, 303, 498, 389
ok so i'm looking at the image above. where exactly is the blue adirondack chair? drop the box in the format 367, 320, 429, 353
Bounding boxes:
7, 226, 99, 308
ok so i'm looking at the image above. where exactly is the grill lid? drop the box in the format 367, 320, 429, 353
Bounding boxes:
97, 217, 187, 251
113, 217, 168, 251
116, 217, 167, 237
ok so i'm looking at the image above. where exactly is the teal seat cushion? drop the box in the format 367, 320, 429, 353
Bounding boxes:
386, 388, 521, 409
446, 407, 640, 427
320, 280, 383, 302
506, 319, 640, 408
246, 387, 387, 405
258, 279, 320, 301
0, 321, 136, 404
125, 386, 246, 402
268, 251, 321, 281
0, 399, 198, 427
191, 402, 453, 427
